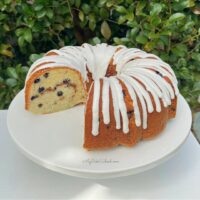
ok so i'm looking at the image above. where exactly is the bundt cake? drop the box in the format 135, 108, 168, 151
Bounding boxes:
24, 43, 179, 150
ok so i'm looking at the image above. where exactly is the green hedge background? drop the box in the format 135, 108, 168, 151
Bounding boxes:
0, 0, 200, 110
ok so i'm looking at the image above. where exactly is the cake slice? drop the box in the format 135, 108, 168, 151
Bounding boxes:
25, 66, 87, 114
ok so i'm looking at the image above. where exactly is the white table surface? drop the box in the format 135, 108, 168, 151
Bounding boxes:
0, 110, 200, 199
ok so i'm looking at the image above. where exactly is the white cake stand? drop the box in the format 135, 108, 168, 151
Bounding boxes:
7, 90, 192, 179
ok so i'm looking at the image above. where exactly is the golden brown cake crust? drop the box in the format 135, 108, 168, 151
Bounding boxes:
84, 80, 142, 150
84, 78, 177, 150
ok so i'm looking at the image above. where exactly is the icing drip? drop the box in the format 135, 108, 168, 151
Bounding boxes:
122, 58, 177, 82
125, 69, 172, 106
102, 78, 110, 124
118, 76, 141, 127
128, 73, 161, 112
110, 77, 129, 133
92, 80, 100, 136
25, 43, 179, 136
109, 77, 121, 130
113, 48, 144, 72
120, 74, 148, 129
81, 43, 96, 77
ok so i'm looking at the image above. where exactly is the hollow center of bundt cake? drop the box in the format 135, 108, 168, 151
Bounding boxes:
105, 64, 117, 77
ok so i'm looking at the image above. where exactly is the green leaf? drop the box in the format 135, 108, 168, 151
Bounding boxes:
18, 36, 24, 48
15, 28, 24, 37
3, 24, 10, 31
168, 13, 185, 23
89, 20, 96, 31
106, 0, 115, 7
100, 8, 109, 19
136, 34, 148, 44
0, 13, 7, 20
101, 21, 111, 40
144, 41, 155, 52
0, 76, 4, 83
75, 0, 81, 7
130, 27, 139, 37
6, 78, 17, 87
82, 4, 90, 14
177, 44, 188, 52
98, 0, 107, 6
54, 24, 64, 31
121, 38, 130, 43
177, 58, 187, 67
22, 4, 32, 15
5, 0, 12, 3
0, 44, 13, 57
160, 30, 172, 36
126, 11, 134, 21
7, 67, 18, 79
136, 1, 146, 16
29, 54, 43, 63
24, 28, 32, 43
148, 32, 159, 39
32, 23, 43, 32
182, 21, 195, 31
92, 37, 101, 44
79, 11, 84, 21
115, 6, 127, 13
88, 14, 96, 31
191, 53, 200, 62
118, 15, 127, 24
150, 3, 162, 16
173, 0, 195, 11
193, 82, 200, 91
171, 44, 188, 57
21, 67, 29, 74
151, 16, 161, 26
46, 9, 53, 19
26, 18, 35, 28
113, 37, 122, 45
37, 10, 46, 18
34, 4, 43, 11
160, 35, 169, 45
126, 0, 133, 3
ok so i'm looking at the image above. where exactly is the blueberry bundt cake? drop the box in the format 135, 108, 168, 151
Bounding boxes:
25, 43, 179, 150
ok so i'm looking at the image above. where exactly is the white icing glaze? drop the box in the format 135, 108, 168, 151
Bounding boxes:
26, 46, 87, 82
92, 80, 100, 136
128, 73, 161, 112
111, 77, 129, 133
25, 43, 179, 136
109, 77, 121, 130
118, 76, 141, 127
102, 78, 110, 124
120, 74, 148, 129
